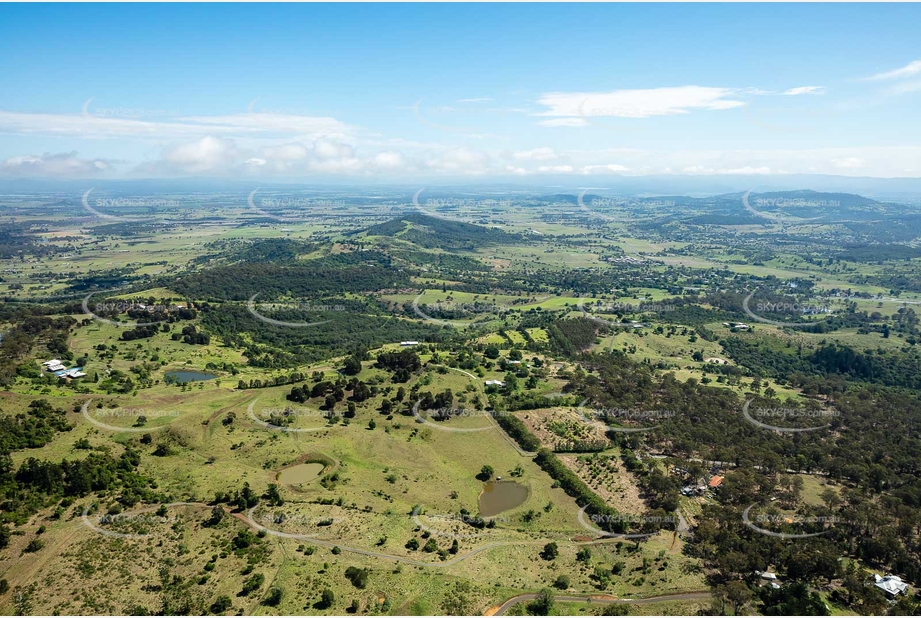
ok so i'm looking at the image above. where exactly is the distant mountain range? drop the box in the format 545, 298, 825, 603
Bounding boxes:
3, 174, 921, 202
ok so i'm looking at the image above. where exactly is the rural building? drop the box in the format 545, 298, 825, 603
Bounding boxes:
484, 380, 505, 387
708, 475, 724, 489
400, 341, 419, 347
873, 574, 909, 596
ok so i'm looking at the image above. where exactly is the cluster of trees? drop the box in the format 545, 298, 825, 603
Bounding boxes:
0, 315, 76, 387
172, 324, 210, 345
236, 372, 307, 390
201, 302, 441, 369
569, 342, 921, 604
121, 323, 164, 341
374, 349, 422, 383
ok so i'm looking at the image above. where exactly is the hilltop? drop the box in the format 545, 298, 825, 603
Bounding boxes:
358, 212, 520, 250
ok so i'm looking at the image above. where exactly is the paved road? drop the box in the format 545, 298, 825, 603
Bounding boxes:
489, 591, 711, 615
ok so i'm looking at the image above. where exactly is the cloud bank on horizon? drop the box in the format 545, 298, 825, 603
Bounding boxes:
0, 5, 918, 181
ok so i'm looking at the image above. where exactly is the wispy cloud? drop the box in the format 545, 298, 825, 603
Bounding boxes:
457, 97, 493, 103
862, 59, 921, 81
536, 86, 745, 121
0, 109, 353, 141
0, 151, 116, 177
781, 86, 825, 96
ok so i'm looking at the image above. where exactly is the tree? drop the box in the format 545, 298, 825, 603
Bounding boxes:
210, 595, 232, 613
264, 483, 284, 506
723, 581, 752, 615
342, 355, 363, 376
541, 542, 558, 560
319, 589, 335, 609
478, 465, 494, 481
528, 589, 554, 615
262, 588, 283, 607
553, 574, 570, 590
344, 566, 369, 589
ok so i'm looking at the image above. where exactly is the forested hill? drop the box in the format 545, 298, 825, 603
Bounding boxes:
357, 212, 521, 250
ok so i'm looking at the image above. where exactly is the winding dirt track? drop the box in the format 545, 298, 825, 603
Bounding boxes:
487, 590, 712, 615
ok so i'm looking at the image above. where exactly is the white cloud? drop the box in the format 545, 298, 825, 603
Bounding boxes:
782, 86, 825, 96
0, 108, 353, 141
888, 80, 921, 95
863, 59, 921, 81
370, 151, 404, 169
457, 97, 493, 103
0, 151, 115, 177
538, 118, 588, 128
536, 165, 573, 173
160, 136, 240, 174
512, 147, 558, 161
832, 157, 865, 169
580, 164, 630, 174
681, 165, 773, 175
537, 86, 745, 120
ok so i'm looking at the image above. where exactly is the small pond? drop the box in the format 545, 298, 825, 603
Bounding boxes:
165, 370, 217, 383
278, 462, 326, 486
478, 480, 529, 517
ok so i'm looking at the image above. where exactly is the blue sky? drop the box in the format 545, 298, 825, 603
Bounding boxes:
1, 3, 919, 181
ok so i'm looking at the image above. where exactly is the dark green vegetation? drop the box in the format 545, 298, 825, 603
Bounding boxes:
4, 188, 921, 616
